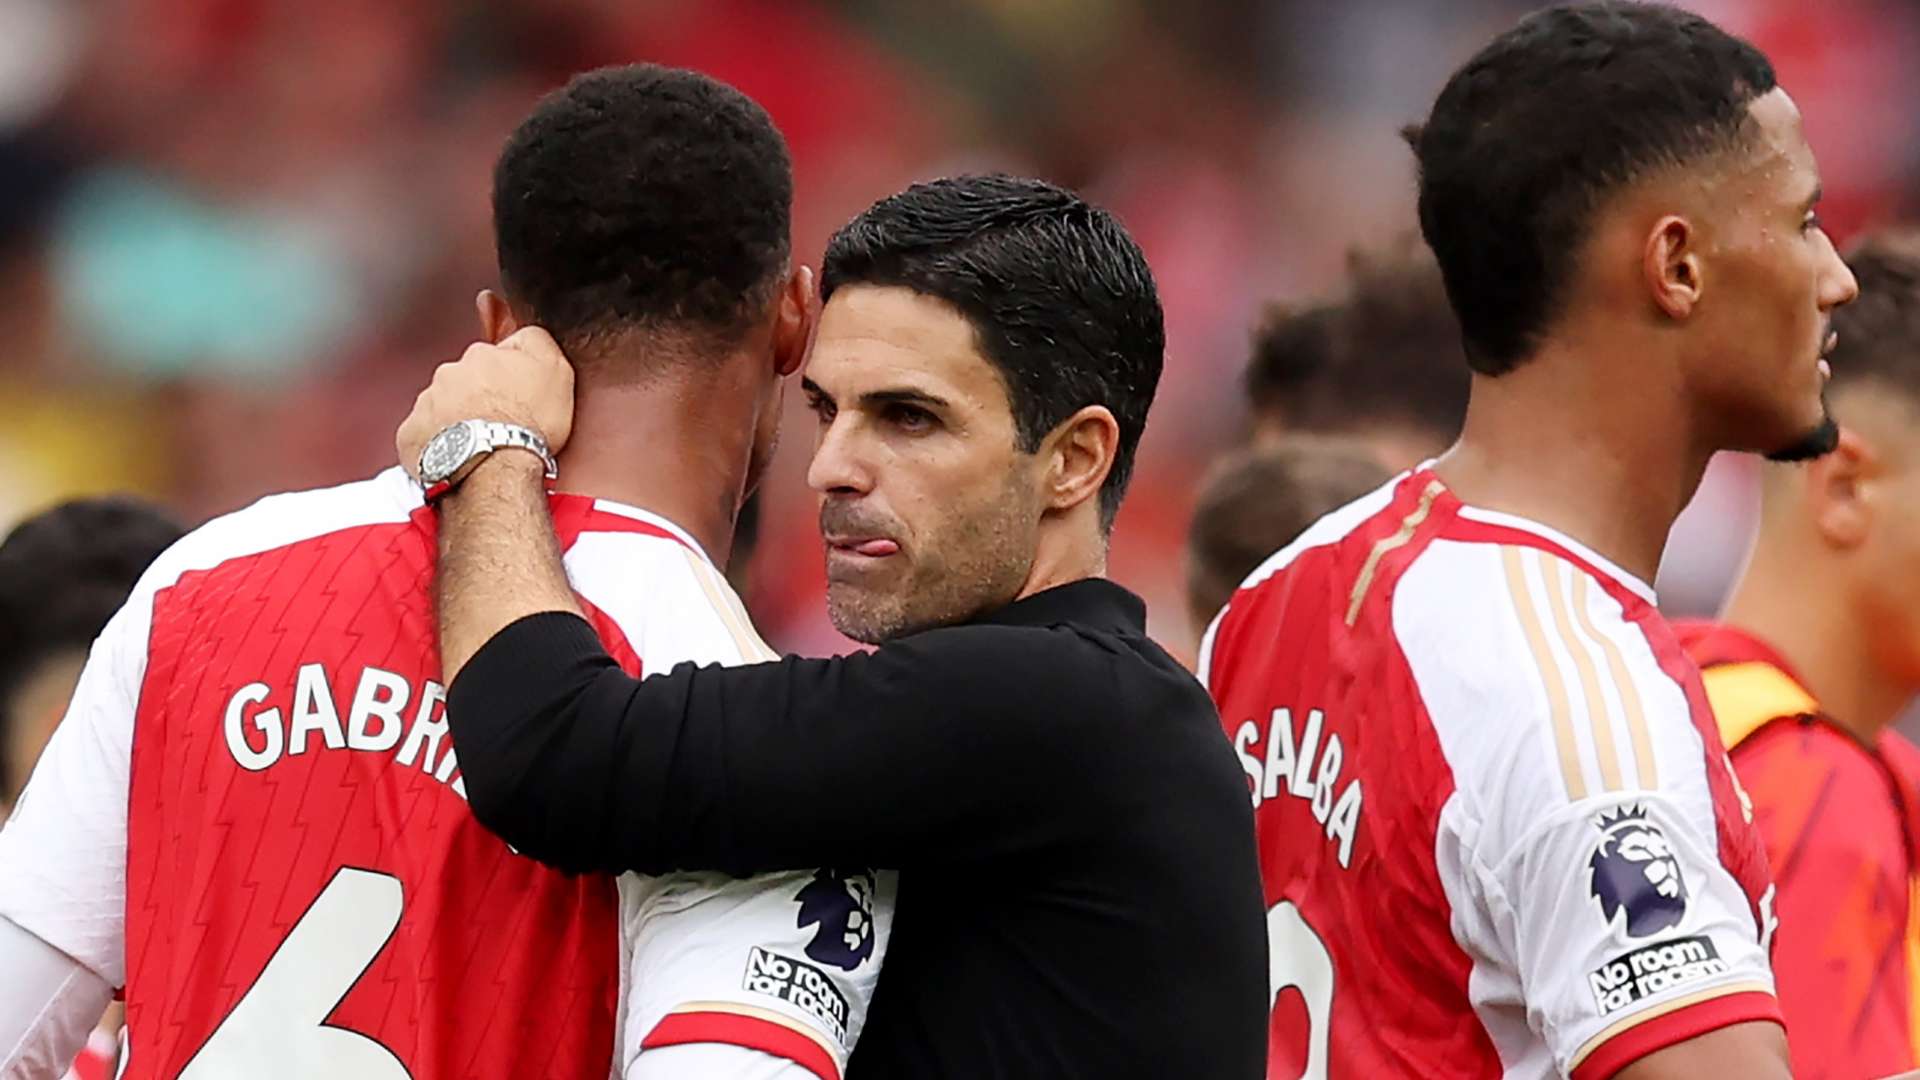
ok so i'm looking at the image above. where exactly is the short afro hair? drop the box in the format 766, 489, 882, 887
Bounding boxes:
493, 64, 793, 359
822, 175, 1164, 530
1408, 2, 1776, 375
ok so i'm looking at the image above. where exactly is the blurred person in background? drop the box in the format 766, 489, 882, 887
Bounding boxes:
0, 64, 894, 1080
1182, 438, 1389, 642
1677, 229, 1920, 1080
1243, 240, 1471, 471
0, 496, 180, 1080
0, 496, 181, 818
1203, 3, 1857, 1076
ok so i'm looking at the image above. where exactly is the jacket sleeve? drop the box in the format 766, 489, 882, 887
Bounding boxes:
446, 611, 1101, 876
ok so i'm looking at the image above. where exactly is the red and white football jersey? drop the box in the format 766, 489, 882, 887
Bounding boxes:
0, 469, 891, 1080
1199, 468, 1780, 1080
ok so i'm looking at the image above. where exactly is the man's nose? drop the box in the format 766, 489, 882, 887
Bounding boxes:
808, 416, 874, 496
1821, 239, 1860, 310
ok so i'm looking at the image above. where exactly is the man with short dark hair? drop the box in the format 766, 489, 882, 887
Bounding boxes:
1203, 3, 1855, 1077
1182, 439, 1389, 640
397, 174, 1268, 1078
1, 64, 881, 1080
1677, 229, 1920, 1079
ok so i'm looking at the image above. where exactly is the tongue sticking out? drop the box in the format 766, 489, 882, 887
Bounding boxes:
853, 538, 899, 557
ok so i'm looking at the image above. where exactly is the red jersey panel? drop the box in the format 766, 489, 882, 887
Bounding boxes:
1201, 471, 1780, 1080
0, 471, 627, 1079
1681, 620, 1920, 1080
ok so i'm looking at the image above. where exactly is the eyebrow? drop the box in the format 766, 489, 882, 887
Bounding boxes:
860, 388, 952, 411
800, 377, 951, 412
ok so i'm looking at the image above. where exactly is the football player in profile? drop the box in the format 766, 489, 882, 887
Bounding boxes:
1202, 4, 1854, 1077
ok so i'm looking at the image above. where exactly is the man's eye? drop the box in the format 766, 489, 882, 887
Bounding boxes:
887, 405, 936, 432
1803, 212, 1823, 234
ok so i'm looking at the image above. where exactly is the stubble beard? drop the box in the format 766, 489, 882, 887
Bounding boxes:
826, 480, 1036, 645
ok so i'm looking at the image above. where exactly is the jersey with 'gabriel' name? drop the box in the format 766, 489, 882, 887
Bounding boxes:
0, 468, 891, 1080
1199, 469, 1780, 1080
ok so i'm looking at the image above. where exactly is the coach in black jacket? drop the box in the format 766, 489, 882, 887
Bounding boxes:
404, 175, 1266, 1078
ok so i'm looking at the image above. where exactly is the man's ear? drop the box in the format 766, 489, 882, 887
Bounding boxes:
476, 289, 520, 344
773, 266, 819, 377
1041, 405, 1121, 515
1807, 426, 1875, 551
1644, 215, 1703, 320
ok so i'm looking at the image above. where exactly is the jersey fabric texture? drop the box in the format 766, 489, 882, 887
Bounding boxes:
1678, 619, 1920, 1080
0, 468, 891, 1080
1200, 469, 1780, 1080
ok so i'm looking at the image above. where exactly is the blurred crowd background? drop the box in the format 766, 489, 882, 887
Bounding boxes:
3, 0, 1918, 661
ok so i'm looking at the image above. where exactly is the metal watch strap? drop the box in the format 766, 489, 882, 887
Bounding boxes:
473, 420, 558, 481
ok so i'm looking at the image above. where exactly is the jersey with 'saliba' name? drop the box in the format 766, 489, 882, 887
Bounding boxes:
1199, 469, 1780, 1080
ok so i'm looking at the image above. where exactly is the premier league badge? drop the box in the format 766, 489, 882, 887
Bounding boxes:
1587, 805, 1688, 938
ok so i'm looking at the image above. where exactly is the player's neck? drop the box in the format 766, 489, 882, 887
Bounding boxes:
1435, 340, 1707, 587
1722, 546, 1911, 745
553, 375, 757, 568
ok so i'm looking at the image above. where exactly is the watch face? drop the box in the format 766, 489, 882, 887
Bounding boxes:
421, 423, 475, 482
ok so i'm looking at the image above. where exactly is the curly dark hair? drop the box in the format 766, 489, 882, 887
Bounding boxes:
1407, 2, 1776, 375
493, 64, 793, 360
822, 175, 1164, 529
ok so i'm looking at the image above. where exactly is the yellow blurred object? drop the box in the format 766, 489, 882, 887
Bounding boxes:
0, 378, 170, 532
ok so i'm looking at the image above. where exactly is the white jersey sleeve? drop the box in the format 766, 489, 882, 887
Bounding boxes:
0, 916, 114, 1080
1400, 540, 1777, 1080
564, 513, 896, 1080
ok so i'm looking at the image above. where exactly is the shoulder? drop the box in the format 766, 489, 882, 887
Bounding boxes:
145, 469, 420, 596
1200, 473, 1408, 680
560, 504, 774, 668
1394, 537, 1711, 834
1238, 473, 1405, 593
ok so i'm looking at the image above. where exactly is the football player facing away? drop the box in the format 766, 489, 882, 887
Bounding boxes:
1677, 230, 1920, 1080
1201, 4, 1855, 1078
0, 66, 892, 1080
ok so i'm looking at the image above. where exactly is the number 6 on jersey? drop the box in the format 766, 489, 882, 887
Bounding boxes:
179, 867, 411, 1079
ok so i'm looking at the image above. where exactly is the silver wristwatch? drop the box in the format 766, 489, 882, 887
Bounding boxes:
417, 419, 558, 502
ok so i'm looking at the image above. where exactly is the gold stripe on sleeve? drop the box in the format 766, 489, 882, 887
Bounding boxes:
1502, 545, 1586, 801
1540, 553, 1622, 792
1568, 572, 1658, 788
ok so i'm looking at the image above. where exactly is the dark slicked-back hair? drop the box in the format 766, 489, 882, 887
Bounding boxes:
1408, 1, 1776, 375
821, 175, 1165, 528
1827, 230, 1920, 400
0, 496, 183, 797
493, 65, 792, 360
